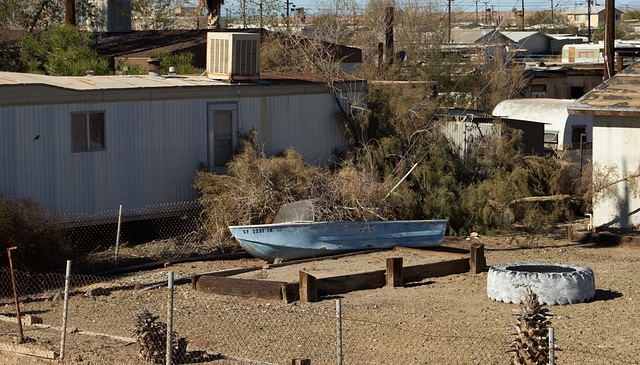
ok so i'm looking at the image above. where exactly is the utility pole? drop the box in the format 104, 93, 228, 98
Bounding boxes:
242, 0, 247, 28
286, 0, 290, 31
604, 0, 615, 80
448, 0, 454, 43
484, 2, 489, 24
521, 0, 525, 29
475, 0, 478, 23
385, 6, 394, 65
551, 0, 554, 23
587, 0, 592, 42
65, 0, 76, 25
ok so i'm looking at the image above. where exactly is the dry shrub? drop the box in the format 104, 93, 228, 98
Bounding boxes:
195, 143, 394, 246
0, 192, 71, 271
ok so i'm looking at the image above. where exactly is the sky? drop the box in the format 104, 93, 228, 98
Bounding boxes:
287, 0, 640, 15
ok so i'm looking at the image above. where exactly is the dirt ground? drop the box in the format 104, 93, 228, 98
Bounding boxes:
0, 222, 639, 364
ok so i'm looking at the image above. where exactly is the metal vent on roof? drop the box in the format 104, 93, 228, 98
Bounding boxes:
207, 33, 260, 81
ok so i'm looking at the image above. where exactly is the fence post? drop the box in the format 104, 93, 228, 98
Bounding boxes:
60, 260, 72, 360
166, 271, 174, 365
7, 247, 24, 343
549, 327, 555, 365
470, 243, 485, 274
385, 257, 403, 287
299, 272, 317, 303
115, 205, 123, 267
336, 299, 342, 365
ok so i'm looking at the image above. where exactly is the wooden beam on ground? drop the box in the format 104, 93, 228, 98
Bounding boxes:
93, 251, 252, 276
0, 342, 56, 359
281, 283, 299, 303
299, 272, 317, 302
392, 246, 468, 259
403, 258, 470, 282
386, 257, 403, 287
195, 276, 286, 301
317, 270, 386, 296
470, 243, 485, 274
291, 358, 311, 365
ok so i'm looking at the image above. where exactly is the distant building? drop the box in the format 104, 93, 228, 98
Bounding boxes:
500, 31, 551, 54
565, 6, 622, 27
523, 64, 604, 99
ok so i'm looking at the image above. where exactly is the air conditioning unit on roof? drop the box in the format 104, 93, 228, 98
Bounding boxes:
206, 32, 260, 81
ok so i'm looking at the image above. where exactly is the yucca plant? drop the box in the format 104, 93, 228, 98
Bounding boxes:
132, 309, 188, 363
509, 287, 553, 364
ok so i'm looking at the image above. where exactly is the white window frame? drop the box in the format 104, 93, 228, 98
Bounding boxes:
71, 110, 106, 153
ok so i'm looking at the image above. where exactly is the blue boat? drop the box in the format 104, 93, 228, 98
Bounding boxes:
228, 219, 448, 262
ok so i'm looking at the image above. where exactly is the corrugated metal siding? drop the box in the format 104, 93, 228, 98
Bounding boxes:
443, 121, 500, 157
0, 100, 207, 218
503, 120, 545, 155
0, 87, 356, 220
592, 116, 640, 228
259, 93, 350, 164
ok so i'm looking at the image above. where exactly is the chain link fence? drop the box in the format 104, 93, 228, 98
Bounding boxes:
0, 265, 637, 364
0, 202, 638, 364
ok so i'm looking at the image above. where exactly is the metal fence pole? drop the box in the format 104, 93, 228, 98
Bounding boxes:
166, 271, 174, 365
549, 327, 555, 365
7, 247, 24, 343
60, 260, 72, 360
115, 205, 123, 267
336, 299, 342, 365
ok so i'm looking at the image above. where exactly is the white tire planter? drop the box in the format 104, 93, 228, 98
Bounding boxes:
487, 262, 595, 305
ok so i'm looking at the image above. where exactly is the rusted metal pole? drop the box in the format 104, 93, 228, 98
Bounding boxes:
579, 133, 586, 176
115, 204, 123, 267
7, 247, 24, 343
60, 260, 72, 360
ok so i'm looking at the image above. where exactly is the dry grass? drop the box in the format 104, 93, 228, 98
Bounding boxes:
195, 143, 394, 246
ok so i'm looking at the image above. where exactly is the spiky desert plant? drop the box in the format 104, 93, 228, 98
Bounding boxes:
132, 309, 188, 364
509, 287, 553, 364
132, 309, 166, 363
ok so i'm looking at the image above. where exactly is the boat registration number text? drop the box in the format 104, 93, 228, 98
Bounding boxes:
242, 228, 274, 234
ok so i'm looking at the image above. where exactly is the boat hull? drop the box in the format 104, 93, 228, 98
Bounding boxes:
229, 220, 447, 261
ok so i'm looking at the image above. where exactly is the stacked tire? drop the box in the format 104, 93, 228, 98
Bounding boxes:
487, 262, 596, 305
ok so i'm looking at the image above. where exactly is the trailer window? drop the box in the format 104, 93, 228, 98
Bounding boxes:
72, 111, 105, 152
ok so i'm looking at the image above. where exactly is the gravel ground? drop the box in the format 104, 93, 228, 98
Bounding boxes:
0, 226, 638, 364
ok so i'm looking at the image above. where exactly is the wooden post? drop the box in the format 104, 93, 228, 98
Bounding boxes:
291, 358, 311, 365
386, 257, 403, 287
566, 226, 575, 241
299, 271, 317, 302
604, 0, 615, 80
470, 243, 485, 274
617, 55, 624, 73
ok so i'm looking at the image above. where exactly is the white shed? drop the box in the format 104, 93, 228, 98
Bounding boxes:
0, 72, 364, 222
568, 62, 640, 229
493, 98, 592, 151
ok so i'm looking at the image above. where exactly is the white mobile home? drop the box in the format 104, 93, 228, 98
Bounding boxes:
493, 98, 592, 151
561, 43, 605, 63
0, 72, 364, 221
